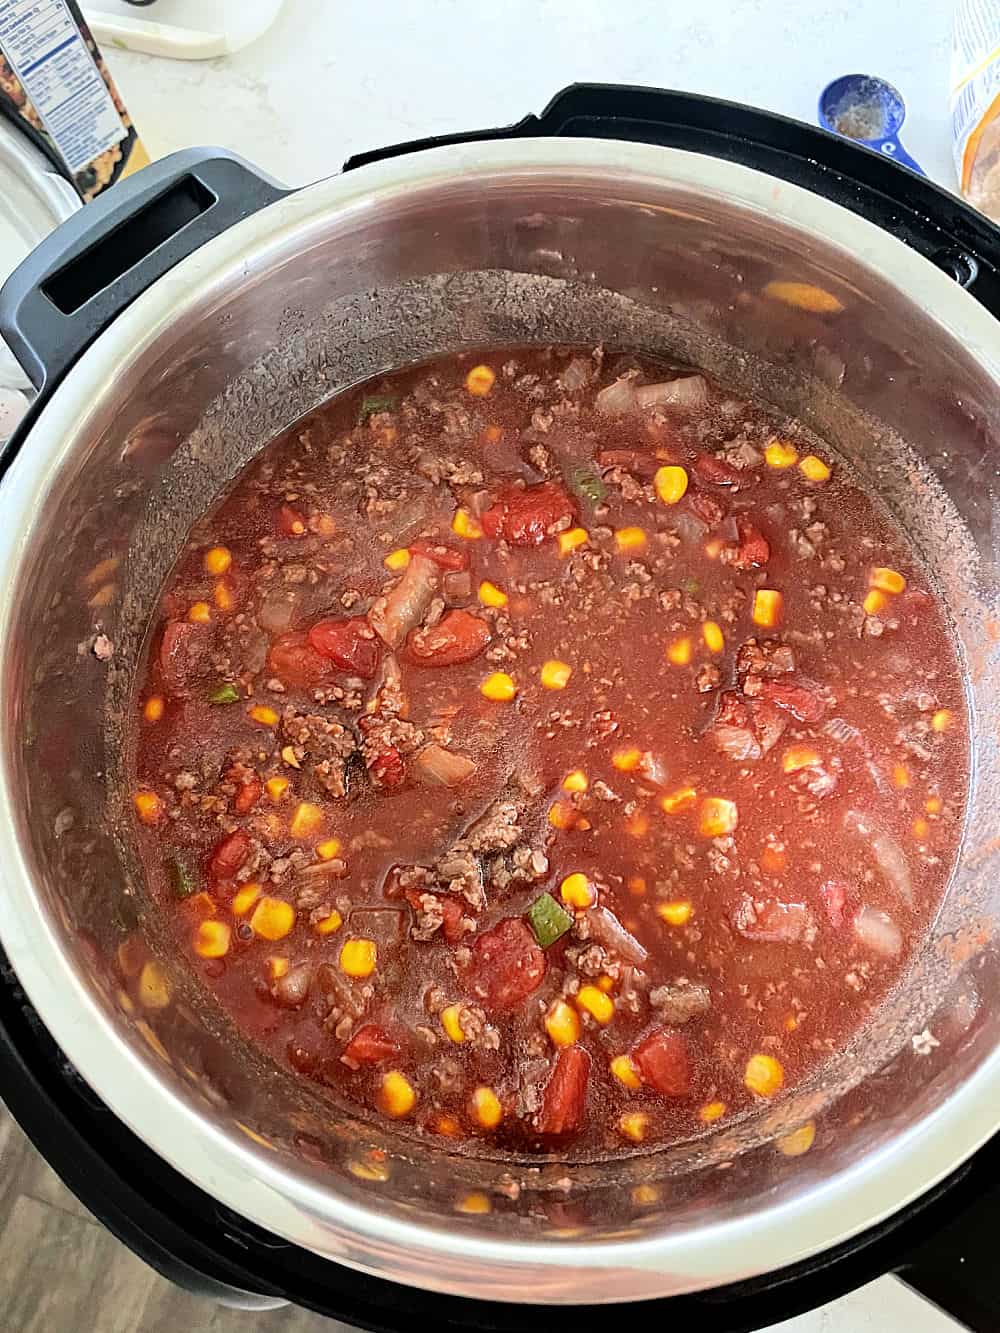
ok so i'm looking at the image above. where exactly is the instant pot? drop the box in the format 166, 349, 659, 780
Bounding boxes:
0, 85, 997, 1331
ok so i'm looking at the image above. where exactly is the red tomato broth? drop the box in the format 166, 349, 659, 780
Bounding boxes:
129, 346, 968, 1158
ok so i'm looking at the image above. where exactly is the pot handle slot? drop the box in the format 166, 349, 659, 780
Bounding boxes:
344, 83, 1000, 318
0, 148, 288, 396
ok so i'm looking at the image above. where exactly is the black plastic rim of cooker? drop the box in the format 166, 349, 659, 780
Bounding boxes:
0, 84, 996, 1331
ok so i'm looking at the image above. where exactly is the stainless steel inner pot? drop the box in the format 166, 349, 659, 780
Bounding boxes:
0, 139, 997, 1304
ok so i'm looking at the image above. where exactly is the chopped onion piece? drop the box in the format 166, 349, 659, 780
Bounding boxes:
595, 375, 639, 416
413, 743, 477, 787
853, 906, 903, 958
587, 906, 648, 967
844, 810, 913, 904
634, 375, 709, 410
370, 553, 440, 648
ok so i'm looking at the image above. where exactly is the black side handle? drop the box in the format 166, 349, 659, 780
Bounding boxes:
345, 82, 1000, 319
0, 147, 289, 397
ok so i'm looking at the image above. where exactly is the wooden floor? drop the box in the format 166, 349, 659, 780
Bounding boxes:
0, 1101, 345, 1333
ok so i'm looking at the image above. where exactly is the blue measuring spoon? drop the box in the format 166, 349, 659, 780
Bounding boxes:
818, 74, 925, 176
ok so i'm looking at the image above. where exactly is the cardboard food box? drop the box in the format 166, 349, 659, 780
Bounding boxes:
0, 0, 149, 202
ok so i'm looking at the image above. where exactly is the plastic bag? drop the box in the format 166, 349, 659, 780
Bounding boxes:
951, 0, 1000, 219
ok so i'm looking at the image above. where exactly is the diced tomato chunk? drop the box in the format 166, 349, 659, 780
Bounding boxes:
821, 879, 850, 929
369, 745, 405, 789
693, 453, 745, 488
340, 1024, 401, 1069
408, 540, 469, 571
481, 481, 577, 546
465, 917, 546, 1012
159, 619, 208, 697
404, 889, 465, 942
209, 829, 251, 880
234, 778, 262, 813
266, 632, 333, 688
633, 1028, 692, 1097
277, 504, 307, 537
538, 1045, 591, 1135
726, 517, 770, 569
756, 677, 827, 722
308, 615, 381, 679
402, 609, 491, 667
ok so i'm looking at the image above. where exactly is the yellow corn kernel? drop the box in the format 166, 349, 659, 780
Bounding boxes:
657, 899, 693, 927
699, 1100, 727, 1124
763, 280, 844, 314
203, 545, 232, 575
316, 837, 342, 861
456, 1191, 491, 1215
380, 1070, 417, 1118
558, 526, 589, 556
194, 920, 231, 959
138, 960, 171, 1010
250, 897, 295, 942
465, 364, 496, 396
143, 695, 165, 724
441, 1004, 466, 1043
339, 937, 376, 978
925, 795, 943, 815
661, 786, 697, 814
349, 1157, 391, 1183
627, 875, 647, 896
478, 580, 508, 608
777, 1121, 816, 1157
231, 882, 262, 916
265, 776, 289, 803
705, 537, 724, 560
700, 796, 738, 837
619, 1112, 649, 1143
912, 817, 930, 840
133, 790, 162, 825
870, 566, 906, 595
289, 801, 324, 838
615, 526, 647, 551
249, 704, 279, 727
187, 600, 211, 624
433, 1113, 461, 1138
932, 709, 953, 733
892, 763, 910, 789
784, 1012, 799, 1032
764, 439, 798, 468
214, 580, 235, 612
782, 746, 820, 774
471, 1085, 503, 1129
480, 671, 516, 702
610, 1054, 642, 1089
281, 745, 301, 769
384, 547, 411, 571
185, 891, 215, 920
541, 659, 573, 690
799, 454, 831, 483
315, 910, 343, 936
560, 872, 595, 910
545, 999, 582, 1047
268, 956, 289, 980
597, 973, 615, 993
314, 513, 337, 537
753, 589, 783, 629
452, 507, 483, 539
612, 747, 642, 772
702, 621, 724, 654
576, 984, 614, 1025
745, 1053, 785, 1098
666, 636, 692, 666
633, 1184, 660, 1207
624, 810, 649, 838
654, 464, 688, 505
562, 769, 588, 793
863, 588, 887, 616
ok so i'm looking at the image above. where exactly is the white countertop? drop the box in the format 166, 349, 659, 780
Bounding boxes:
97, 4, 962, 1329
